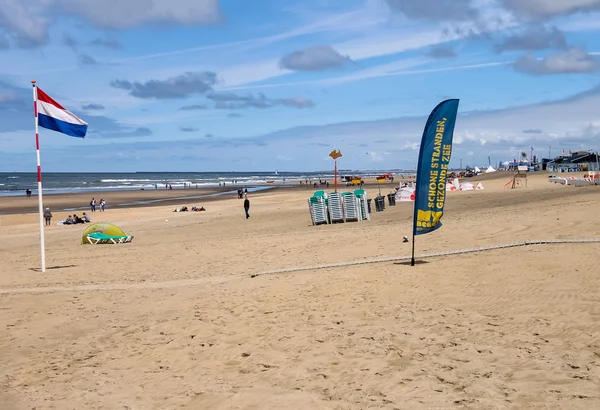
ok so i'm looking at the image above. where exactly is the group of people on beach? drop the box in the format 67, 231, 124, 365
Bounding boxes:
42, 208, 90, 226
237, 188, 248, 199
90, 198, 106, 212
63, 213, 90, 225
236, 188, 251, 218
41, 196, 106, 227
299, 179, 331, 189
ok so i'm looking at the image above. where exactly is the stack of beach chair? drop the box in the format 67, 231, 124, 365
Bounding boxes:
308, 189, 372, 226
354, 189, 370, 221
308, 191, 329, 225
328, 192, 345, 223
341, 192, 361, 222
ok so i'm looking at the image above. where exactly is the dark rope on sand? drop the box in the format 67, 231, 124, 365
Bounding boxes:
249, 238, 600, 278
1, 238, 598, 294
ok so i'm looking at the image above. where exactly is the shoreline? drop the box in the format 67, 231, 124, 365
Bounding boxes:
0, 185, 295, 215
0, 171, 418, 197
0, 172, 519, 216
0, 179, 400, 216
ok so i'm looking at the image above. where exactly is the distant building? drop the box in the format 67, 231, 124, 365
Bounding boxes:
546, 151, 600, 172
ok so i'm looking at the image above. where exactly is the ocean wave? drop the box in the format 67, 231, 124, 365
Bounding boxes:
100, 179, 159, 183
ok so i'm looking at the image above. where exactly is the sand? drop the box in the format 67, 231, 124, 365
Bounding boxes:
1, 172, 599, 409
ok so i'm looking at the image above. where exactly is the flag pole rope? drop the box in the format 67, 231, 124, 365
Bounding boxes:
250, 238, 600, 278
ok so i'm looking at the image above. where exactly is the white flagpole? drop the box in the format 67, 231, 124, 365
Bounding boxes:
32, 80, 46, 272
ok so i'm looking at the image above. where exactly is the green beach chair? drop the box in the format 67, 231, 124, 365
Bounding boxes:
87, 231, 134, 244
313, 190, 328, 207
307, 196, 328, 225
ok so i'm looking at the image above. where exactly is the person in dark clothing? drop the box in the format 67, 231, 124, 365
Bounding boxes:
243, 196, 250, 219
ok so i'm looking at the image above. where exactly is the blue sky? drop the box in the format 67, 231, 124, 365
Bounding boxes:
1, 0, 600, 172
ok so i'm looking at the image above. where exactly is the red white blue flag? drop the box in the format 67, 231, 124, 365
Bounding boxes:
37, 88, 88, 138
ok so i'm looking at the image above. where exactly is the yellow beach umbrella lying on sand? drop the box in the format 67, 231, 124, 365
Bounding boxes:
81, 222, 127, 244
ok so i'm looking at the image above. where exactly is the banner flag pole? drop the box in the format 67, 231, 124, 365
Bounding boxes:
32, 80, 46, 272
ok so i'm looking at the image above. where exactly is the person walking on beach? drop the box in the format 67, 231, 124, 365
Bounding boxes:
99, 198, 105, 212
43, 207, 52, 226
90, 197, 96, 212
243, 195, 250, 219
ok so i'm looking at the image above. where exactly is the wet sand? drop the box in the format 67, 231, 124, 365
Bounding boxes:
0, 178, 397, 215
0, 185, 281, 215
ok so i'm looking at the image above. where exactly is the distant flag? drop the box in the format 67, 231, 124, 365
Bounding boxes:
37, 87, 88, 138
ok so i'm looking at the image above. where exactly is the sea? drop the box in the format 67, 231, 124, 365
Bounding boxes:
0, 171, 412, 197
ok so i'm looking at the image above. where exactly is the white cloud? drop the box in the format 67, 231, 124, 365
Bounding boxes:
228, 83, 600, 166
500, 0, 600, 19
514, 47, 599, 75
365, 151, 392, 161
0, 0, 221, 47
225, 59, 510, 91
58, 0, 221, 29
109, 6, 383, 64
5, 85, 600, 170
0, 0, 52, 46
558, 13, 600, 31
335, 29, 450, 60
216, 59, 291, 88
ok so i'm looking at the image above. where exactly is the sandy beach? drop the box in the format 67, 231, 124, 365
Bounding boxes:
1, 172, 599, 409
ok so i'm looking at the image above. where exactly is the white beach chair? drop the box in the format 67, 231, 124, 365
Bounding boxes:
342, 192, 360, 222
87, 232, 134, 244
308, 197, 329, 225
327, 192, 345, 223
354, 190, 370, 221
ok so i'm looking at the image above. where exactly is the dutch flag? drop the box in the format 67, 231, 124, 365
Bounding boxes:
37, 88, 88, 138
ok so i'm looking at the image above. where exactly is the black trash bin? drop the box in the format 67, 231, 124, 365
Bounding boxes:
375, 196, 385, 212
367, 198, 372, 214
387, 193, 396, 206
